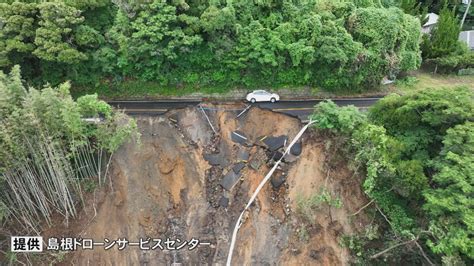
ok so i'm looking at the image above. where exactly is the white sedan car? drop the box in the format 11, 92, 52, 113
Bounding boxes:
246, 90, 280, 103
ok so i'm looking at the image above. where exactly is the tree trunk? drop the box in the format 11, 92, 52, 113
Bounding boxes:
461, 0, 472, 29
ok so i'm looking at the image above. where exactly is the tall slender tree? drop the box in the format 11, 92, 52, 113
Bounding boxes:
427, 3, 461, 58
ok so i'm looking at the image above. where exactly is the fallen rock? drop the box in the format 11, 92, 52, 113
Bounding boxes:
290, 141, 302, 156
309, 249, 320, 260
283, 153, 297, 163
168, 113, 179, 123
270, 172, 286, 189
219, 196, 229, 208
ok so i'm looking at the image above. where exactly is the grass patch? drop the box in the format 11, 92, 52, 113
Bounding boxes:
72, 80, 234, 99
296, 188, 343, 222
72, 80, 382, 100
394, 71, 474, 92
298, 225, 310, 242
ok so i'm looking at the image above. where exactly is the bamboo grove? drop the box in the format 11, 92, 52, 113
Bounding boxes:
0, 66, 138, 232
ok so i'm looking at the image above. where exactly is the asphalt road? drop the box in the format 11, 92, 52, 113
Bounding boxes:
108, 98, 381, 121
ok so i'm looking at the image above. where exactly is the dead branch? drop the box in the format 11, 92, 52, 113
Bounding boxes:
350, 199, 374, 216
324, 168, 331, 188
376, 204, 394, 229
370, 232, 434, 265
370, 238, 416, 259
415, 240, 435, 266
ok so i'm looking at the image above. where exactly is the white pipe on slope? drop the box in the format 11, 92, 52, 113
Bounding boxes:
226, 120, 316, 266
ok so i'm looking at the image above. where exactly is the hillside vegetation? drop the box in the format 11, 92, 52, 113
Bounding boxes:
312, 87, 474, 264
0, 67, 138, 232
1, 0, 421, 92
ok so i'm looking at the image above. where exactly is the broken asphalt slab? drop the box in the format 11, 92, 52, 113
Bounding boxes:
237, 149, 250, 162
232, 162, 246, 174
231, 130, 248, 145
263, 135, 288, 152
220, 170, 241, 191
203, 153, 228, 167
270, 150, 284, 161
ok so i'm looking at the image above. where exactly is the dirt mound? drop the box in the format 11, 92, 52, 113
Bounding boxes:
40, 105, 368, 265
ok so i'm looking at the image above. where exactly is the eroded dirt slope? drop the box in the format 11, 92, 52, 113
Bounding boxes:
45, 104, 368, 265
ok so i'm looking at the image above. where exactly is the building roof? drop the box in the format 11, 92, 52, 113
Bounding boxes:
423, 13, 439, 27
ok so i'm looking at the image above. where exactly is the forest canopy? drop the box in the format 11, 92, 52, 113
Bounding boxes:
0, 0, 422, 92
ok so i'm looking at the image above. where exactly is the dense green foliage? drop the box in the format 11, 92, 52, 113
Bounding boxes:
421, 2, 474, 73
424, 48, 474, 74
0, 0, 422, 92
0, 66, 138, 229
424, 4, 461, 59
311, 87, 474, 264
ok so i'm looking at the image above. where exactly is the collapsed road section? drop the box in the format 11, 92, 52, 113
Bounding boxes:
55, 103, 369, 265
226, 120, 316, 266
108, 97, 381, 121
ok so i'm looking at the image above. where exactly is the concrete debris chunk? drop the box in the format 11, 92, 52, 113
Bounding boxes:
203, 153, 223, 166
271, 172, 286, 189
249, 148, 267, 170
290, 141, 302, 156
220, 170, 241, 190
249, 160, 261, 170
231, 130, 248, 145
219, 196, 229, 208
232, 162, 246, 174
263, 135, 288, 151
168, 113, 179, 123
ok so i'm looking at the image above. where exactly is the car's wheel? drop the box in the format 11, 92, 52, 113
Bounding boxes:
270, 97, 276, 103
251, 98, 256, 103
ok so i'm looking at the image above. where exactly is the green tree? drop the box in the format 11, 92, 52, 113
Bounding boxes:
312, 87, 474, 263
423, 122, 474, 258
0, 2, 37, 67
426, 3, 462, 58
348, 7, 421, 80
33, 2, 87, 64
0, 0, 423, 91
128, 0, 202, 80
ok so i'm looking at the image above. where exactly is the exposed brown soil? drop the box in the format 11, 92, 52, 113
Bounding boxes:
36, 104, 369, 265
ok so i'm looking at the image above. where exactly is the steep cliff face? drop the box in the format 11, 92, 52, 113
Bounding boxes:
40, 105, 368, 265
